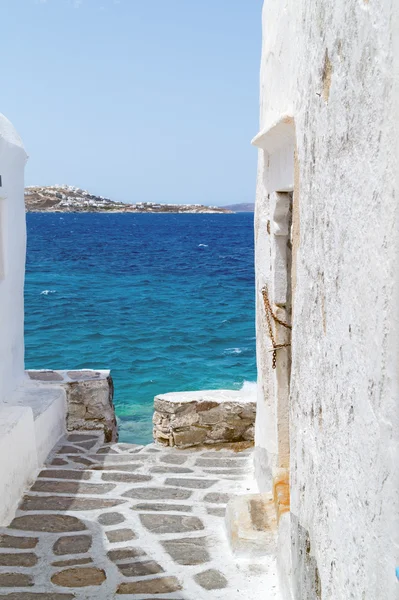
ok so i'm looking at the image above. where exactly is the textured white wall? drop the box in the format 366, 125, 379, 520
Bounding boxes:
0, 114, 27, 404
254, 1, 399, 599
0, 117, 69, 526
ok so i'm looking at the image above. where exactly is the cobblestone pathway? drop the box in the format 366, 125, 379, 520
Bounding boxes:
0, 433, 280, 599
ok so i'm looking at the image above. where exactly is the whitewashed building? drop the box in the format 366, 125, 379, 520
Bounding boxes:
0, 115, 67, 525
252, 1, 399, 599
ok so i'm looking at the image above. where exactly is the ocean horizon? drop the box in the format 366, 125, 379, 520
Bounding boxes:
24, 212, 257, 444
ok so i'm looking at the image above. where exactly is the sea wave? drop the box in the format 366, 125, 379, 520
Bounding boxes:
198, 244, 208, 247
224, 347, 243, 355
40, 290, 56, 295
237, 380, 257, 400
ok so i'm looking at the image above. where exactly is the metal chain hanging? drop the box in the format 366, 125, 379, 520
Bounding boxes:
261, 286, 292, 369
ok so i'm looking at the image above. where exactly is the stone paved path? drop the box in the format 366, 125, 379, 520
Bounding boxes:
0, 433, 280, 599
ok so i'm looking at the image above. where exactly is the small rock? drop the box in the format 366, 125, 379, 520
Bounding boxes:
165, 477, 216, 489
116, 576, 181, 595
28, 370, 63, 382
194, 568, 228, 590
122, 487, 191, 501
140, 514, 204, 534
52, 557, 93, 567
101, 472, 151, 483
0, 553, 38, 567
91, 464, 141, 472
117, 560, 164, 577
0, 535, 38, 549
0, 574, 33, 587
69, 456, 94, 467
30, 480, 114, 495
98, 512, 125, 526
51, 567, 106, 587
96, 447, 118, 455
51, 458, 69, 466
88, 455, 137, 464
203, 492, 231, 504
196, 458, 243, 468
162, 537, 210, 565
73, 440, 97, 450
173, 428, 208, 447
57, 446, 81, 455
159, 454, 188, 465
9, 514, 86, 533
207, 506, 226, 517
150, 466, 194, 474
53, 535, 92, 555
105, 529, 136, 543
131, 503, 192, 513
107, 547, 146, 562
38, 469, 92, 481
20, 495, 124, 512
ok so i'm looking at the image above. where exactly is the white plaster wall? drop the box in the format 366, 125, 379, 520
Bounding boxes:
254, 1, 399, 598
0, 114, 27, 404
0, 406, 38, 525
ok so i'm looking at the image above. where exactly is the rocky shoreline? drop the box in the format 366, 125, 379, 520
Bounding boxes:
25, 185, 233, 214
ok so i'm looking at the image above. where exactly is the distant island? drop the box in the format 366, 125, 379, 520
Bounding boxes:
25, 185, 237, 214
221, 203, 254, 212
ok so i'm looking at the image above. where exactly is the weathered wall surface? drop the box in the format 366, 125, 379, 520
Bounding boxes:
153, 390, 255, 448
28, 370, 118, 442
0, 114, 27, 404
254, 1, 399, 599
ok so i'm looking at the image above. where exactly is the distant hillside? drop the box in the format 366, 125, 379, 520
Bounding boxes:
25, 185, 232, 214
221, 203, 254, 212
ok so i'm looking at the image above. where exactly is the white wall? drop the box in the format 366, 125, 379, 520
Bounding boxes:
254, 1, 399, 599
0, 114, 27, 404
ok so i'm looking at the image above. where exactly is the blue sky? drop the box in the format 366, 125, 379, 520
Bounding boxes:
1, 0, 263, 204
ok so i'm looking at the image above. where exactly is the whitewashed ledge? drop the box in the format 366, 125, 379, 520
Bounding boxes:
26, 369, 118, 442
153, 389, 256, 448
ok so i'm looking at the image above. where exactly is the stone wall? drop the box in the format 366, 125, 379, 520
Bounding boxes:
27, 370, 118, 442
153, 390, 256, 448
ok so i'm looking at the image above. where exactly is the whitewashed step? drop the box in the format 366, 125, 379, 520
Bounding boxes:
225, 492, 277, 557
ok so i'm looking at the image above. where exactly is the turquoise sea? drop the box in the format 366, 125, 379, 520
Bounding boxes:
25, 213, 256, 444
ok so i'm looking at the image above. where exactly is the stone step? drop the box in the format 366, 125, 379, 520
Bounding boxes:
225, 492, 277, 557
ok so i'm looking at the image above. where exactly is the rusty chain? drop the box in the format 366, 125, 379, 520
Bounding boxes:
261, 286, 291, 369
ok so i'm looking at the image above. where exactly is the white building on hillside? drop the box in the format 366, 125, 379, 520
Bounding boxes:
252, 1, 399, 599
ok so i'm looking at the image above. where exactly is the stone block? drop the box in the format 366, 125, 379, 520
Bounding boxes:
153, 390, 256, 448
65, 374, 117, 442
51, 567, 106, 587
173, 427, 207, 447
225, 493, 277, 557
194, 569, 228, 590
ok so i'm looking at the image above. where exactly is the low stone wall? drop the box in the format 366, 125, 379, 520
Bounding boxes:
27, 369, 118, 442
153, 389, 256, 448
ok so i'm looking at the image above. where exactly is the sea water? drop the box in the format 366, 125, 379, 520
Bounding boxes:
25, 212, 256, 444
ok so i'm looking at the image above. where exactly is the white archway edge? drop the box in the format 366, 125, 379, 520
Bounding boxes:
251, 115, 295, 154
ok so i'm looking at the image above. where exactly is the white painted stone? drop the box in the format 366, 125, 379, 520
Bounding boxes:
254, 2, 399, 599
0, 118, 69, 526
0, 114, 28, 405
10, 382, 67, 464
0, 406, 37, 525
225, 493, 277, 557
